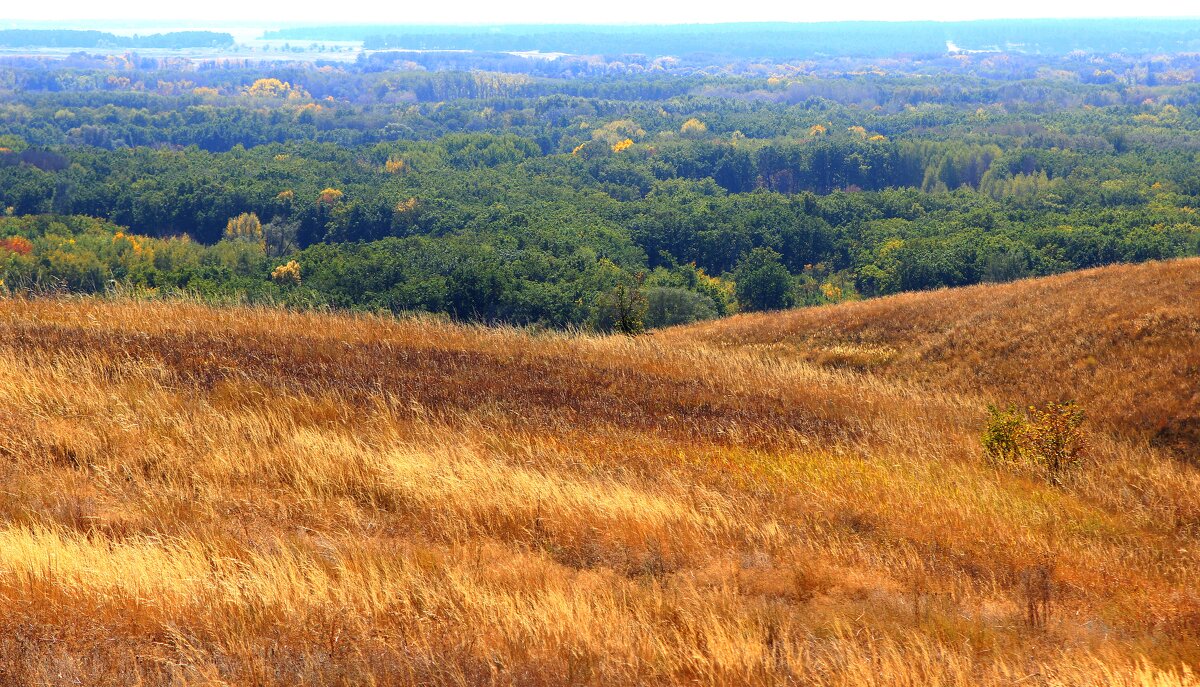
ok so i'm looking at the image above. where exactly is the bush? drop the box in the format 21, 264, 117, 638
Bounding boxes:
981, 405, 1025, 466
982, 402, 1087, 484
644, 287, 717, 328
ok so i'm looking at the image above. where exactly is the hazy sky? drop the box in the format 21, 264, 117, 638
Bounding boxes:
3, 0, 1199, 25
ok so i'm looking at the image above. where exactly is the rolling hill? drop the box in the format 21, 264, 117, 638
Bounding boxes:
668, 258, 1200, 457
0, 259, 1196, 685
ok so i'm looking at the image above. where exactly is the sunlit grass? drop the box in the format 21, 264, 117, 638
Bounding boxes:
0, 260, 1197, 684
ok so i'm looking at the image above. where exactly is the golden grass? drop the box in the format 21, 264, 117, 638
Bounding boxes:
668, 258, 1200, 453
0, 260, 1197, 684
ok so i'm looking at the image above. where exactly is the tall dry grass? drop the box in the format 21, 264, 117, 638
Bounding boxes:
668, 257, 1200, 454
0, 261, 1196, 684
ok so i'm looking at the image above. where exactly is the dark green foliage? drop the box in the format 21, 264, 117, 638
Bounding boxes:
643, 287, 717, 328
734, 248, 794, 312
593, 284, 648, 336
1, 50, 1199, 328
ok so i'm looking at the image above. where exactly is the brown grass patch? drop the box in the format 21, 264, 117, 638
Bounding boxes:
0, 263, 1196, 684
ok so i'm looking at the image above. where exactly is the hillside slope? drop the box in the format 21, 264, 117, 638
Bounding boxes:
0, 268, 1196, 685
667, 258, 1200, 456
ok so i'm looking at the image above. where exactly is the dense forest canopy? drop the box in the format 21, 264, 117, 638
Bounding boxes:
0, 22, 1198, 329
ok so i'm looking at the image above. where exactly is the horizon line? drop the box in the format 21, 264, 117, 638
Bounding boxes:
5, 16, 1200, 28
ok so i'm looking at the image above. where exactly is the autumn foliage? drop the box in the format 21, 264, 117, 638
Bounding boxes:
270, 259, 301, 284
317, 187, 344, 205
983, 402, 1088, 483
244, 77, 310, 99
680, 117, 707, 137
611, 138, 634, 153
223, 211, 263, 243
0, 235, 33, 255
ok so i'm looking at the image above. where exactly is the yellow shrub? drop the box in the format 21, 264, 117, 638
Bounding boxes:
270, 260, 301, 285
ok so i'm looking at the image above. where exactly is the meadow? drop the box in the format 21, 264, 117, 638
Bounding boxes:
0, 258, 1196, 685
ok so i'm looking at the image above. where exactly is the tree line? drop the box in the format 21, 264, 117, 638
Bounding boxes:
0, 59, 1198, 330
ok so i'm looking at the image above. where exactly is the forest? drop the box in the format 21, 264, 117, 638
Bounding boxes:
1, 38, 1200, 329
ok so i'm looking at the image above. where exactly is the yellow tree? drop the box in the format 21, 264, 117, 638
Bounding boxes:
680, 118, 708, 138
611, 138, 634, 153
245, 78, 311, 99
224, 212, 263, 246
246, 78, 289, 97
271, 260, 301, 285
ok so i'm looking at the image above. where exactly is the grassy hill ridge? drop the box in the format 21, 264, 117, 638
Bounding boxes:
667, 257, 1200, 456
0, 261, 1196, 684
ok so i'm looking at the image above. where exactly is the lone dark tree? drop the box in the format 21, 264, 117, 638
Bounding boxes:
734, 247, 795, 312
605, 283, 648, 335
595, 273, 648, 335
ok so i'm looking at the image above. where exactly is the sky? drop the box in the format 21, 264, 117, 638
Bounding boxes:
2, 0, 1199, 25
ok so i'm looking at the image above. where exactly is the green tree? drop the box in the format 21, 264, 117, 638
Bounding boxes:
734, 248, 794, 312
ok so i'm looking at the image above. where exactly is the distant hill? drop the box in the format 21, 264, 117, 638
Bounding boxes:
667, 258, 1200, 455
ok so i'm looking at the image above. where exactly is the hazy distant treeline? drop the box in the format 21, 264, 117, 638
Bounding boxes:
0, 30, 234, 50
267, 19, 1200, 58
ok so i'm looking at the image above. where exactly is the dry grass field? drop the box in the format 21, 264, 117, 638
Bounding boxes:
0, 258, 1197, 685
